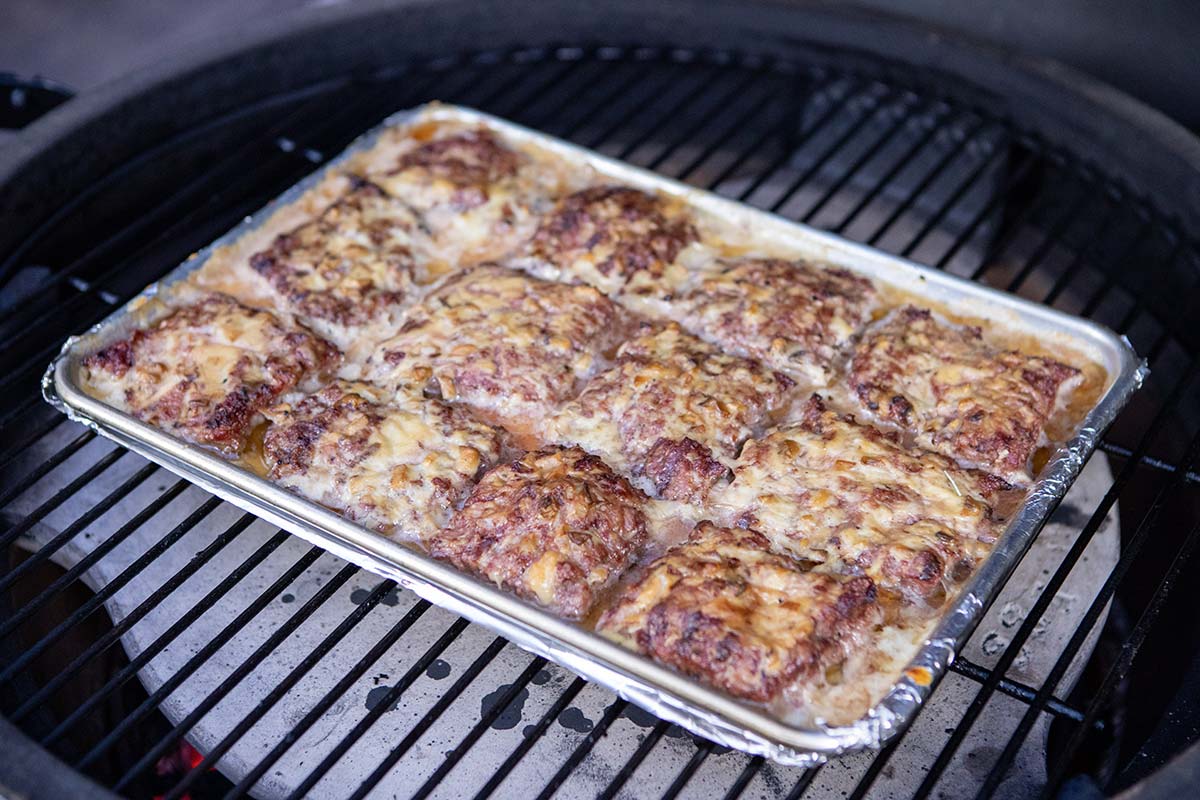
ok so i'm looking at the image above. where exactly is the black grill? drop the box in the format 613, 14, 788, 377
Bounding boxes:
2, 24, 1199, 800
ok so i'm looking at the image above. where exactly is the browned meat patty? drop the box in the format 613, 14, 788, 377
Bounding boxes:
430, 446, 649, 619
247, 179, 420, 347
673, 257, 878, 385
541, 323, 794, 503
370, 125, 566, 265
261, 380, 502, 538
529, 186, 699, 297
711, 395, 1015, 605
847, 306, 1082, 483
365, 265, 622, 437
81, 292, 337, 453
599, 522, 881, 702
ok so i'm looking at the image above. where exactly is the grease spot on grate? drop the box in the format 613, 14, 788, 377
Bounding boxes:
425, 659, 451, 680
558, 707, 594, 733
364, 685, 396, 712
350, 582, 401, 606
481, 683, 530, 730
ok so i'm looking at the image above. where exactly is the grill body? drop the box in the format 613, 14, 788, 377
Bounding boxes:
1, 3, 1199, 798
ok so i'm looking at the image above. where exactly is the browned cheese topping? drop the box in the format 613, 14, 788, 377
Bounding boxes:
261, 381, 502, 538
847, 306, 1082, 483
674, 258, 878, 385
430, 446, 649, 619
372, 127, 556, 264
542, 324, 794, 503
81, 293, 338, 453
530, 186, 699, 297
599, 522, 882, 702
248, 179, 420, 347
365, 265, 622, 433
711, 395, 1014, 605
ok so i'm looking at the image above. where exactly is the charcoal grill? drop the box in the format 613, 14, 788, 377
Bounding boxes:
2, 2, 1199, 798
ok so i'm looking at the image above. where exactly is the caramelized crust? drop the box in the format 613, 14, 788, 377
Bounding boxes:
530, 186, 699, 296
365, 265, 621, 432
542, 324, 793, 503
431, 446, 649, 619
248, 180, 419, 347
712, 395, 1014, 604
81, 293, 337, 452
371, 127, 559, 264
848, 306, 1082, 483
261, 381, 501, 538
599, 523, 881, 702
675, 258, 878, 385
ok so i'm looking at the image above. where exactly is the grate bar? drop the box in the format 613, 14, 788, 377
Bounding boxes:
667, 85, 781, 182
411, 656, 549, 800
576, 64, 695, 149
830, 111, 981, 236
0, 459, 154, 590
863, 121, 1003, 247
660, 740, 713, 800
722, 756, 764, 800
347, 636, 511, 800
948, 658, 1092, 726
0, 415, 71, 470
929, 145, 1049, 271
225, 597, 432, 798
0, 487, 211, 686
768, 87, 909, 216
550, 63, 659, 141
847, 737, 903, 800
635, 66, 767, 170
596, 719, 671, 800
0, 472, 181, 606
893, 135, 1029, 258
0, 429, 95, 509
1098, 439, 1200, 484
974, 429, 1200, 798
903, 358, 1200, 799
535, 697, 629, 800
613, 65, 733, 161
0, 446, 127, 550
39, 528, 292, 750
74, 544, 325, 770
283, 617, 472, 800
163, 577, 400, 800
1041, 195, 1123, 304
701, 74, 827, 193
512, 59, 632, 132
1041, 519, 1200, 798
471, 676, 588, 800
996, 179, 1099, 291
0, 481, 197, 640
784, 767, 820, 799
112, 562, 362, 791
1113, 239, 1191, 342
731, 78, 863, 204
800, 95, 934, 225
8, 505, 250, 723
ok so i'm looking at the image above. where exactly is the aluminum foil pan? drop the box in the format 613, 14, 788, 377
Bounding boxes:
43, 104, 1146, 766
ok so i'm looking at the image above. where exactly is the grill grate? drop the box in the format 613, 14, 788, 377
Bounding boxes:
2, 45, 1199, 799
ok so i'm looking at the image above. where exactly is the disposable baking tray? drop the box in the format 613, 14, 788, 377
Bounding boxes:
43, 103, 1146, 766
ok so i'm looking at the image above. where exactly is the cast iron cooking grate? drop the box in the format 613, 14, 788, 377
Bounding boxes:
1, 45, 1199, 799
